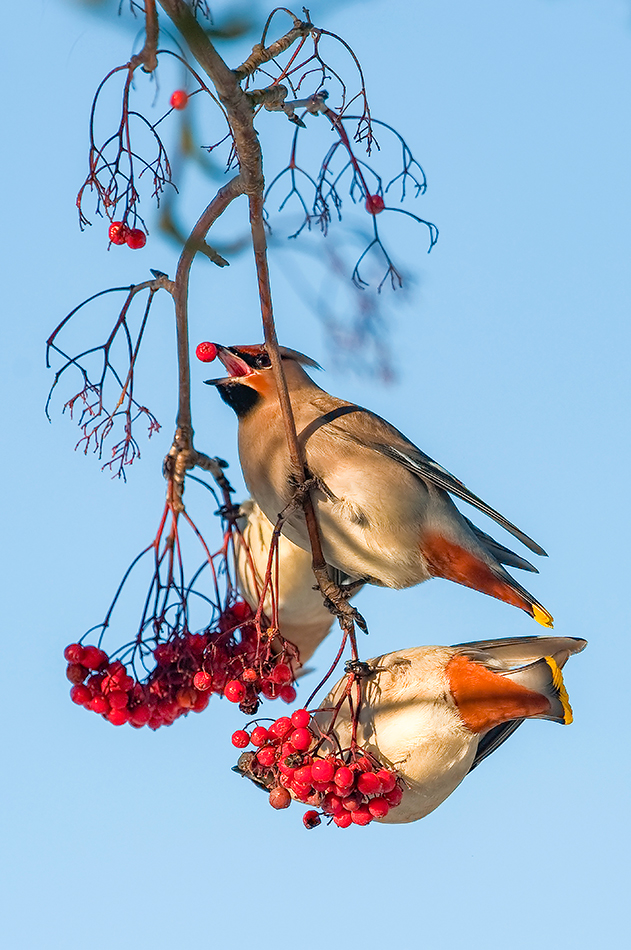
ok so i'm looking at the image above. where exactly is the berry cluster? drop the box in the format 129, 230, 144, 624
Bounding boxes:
233, 710, 403, 827
65, 602, 298, 729
108, 221, 147, 249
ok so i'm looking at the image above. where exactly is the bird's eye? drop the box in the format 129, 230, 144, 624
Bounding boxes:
255, 353, 271, 369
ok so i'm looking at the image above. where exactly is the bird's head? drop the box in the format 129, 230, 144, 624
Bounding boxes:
203, 343, 320, 417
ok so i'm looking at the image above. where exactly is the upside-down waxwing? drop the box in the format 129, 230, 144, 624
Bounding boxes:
314, 635, 586, 823
205, 344, 553, 626
234, 500, 359, 669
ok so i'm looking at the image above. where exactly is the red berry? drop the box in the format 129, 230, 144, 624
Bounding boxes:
126, 228, 146, 250
294, 765, 313, 785
290, 782, 312, 802
195, 341, 218, 363
334, 811, 352, 828
334, 766, 354, 789
257, 746, 277, 767
385, 785, 403, 807
303, 810, 321, 829
351, 805, 372, 825
259, 679, 280, 700
357, 771, 382, 796
250, 726, 270, 747
108, 690, 128, 710
70, 684, 92, 705
129, 705, 151, 726
280, 685, 297, 704
365, 193, 385, 215
271, 663, 293, 685
107, 707, 129, 726
269, 716, 293, 738
82, 646, 108, 670
231, 730, 250, 748
224, 680, 246, 703
311, 759, 335, 783
269, 787, 291, 810
322, 793, 344, 816
368, 797, 390, 819
89, 695, 110, 714
108, 221, 129, 245
291, 709, 310, 728
193, 692, 210, 712
170, 89, 189, 110
242, 668, 258, 683
64, 643, 85, 663
375, 769, 397, 793
289, 727, 312, 752
193, 671, 212, 691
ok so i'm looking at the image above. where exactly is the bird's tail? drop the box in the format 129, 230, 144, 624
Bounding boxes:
422, 531, 554, 627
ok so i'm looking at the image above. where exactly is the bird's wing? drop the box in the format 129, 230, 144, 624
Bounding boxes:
463, 518, 538, 572
467, 720, 524, 772
311, 400, 548, 558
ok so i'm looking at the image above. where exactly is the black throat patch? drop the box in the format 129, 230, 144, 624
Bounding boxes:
215, 382, 261, 418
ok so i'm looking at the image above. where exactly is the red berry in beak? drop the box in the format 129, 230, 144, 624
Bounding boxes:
195, 341, 218, 363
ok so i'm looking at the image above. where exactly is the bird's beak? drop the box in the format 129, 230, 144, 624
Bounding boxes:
203, 345, 254, 386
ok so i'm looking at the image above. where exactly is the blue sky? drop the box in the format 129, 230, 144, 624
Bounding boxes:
2, 1, 629, 947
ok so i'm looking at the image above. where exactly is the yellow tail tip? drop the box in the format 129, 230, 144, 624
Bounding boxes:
532, 604, 554, 628
544, 656, 573, 724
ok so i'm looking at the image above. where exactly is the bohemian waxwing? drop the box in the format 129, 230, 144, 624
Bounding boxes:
314, 635, 586, 823
205, 344, 553, 626
234, 500, 360, 669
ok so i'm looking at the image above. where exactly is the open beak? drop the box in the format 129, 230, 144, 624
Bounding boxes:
203, 345, 253, 386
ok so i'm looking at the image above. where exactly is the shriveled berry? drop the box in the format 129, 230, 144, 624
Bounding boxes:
70, 684, 91, 705
66, 663, 88, 684
342, 792, 363, 812
271, 663, 293, 684
195, 341, 218, 363
365, 193, 385, 215
351, 805, 373, 825
242, 668, 258, 683
291, 709, 310, 728
269, 716, 293, 738
357, 771, 382, 796
334, 811, 352, 828
64, 643, 85, 663
269, 787, 291, 810
170, 89, 189, 110
289, 727, 312, 751
311, 759, 335, 783
176, 687, 197, 709
279, 685, 297, 704
250, 726, 270, 747
193, 671, 212, 691
232, 730, 250, 748
224, 680, 246, 703
303, 810, 321, 829
108, 221, 129, 245
368, 797, 390, 819
126, 228, 146, 250
334, 766, 354, 789
256, 746, 277, 767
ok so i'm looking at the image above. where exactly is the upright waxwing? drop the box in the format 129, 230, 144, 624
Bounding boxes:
234, 500, 359, 669
205, 344, 553, 625
314, 636, 586, 823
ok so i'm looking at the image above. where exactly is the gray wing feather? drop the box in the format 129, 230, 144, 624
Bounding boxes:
468, 720, 524, 772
